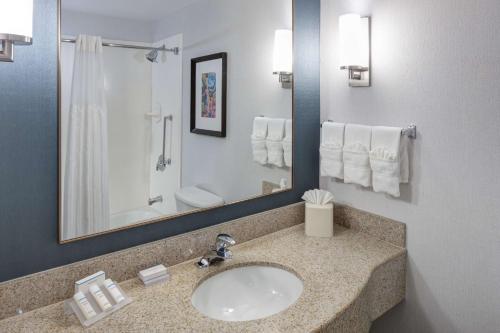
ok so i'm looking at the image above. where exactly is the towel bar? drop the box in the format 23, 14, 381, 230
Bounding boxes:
320, 121, 417, 139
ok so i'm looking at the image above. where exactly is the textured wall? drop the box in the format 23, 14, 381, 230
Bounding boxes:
320, 0, 500, 332
0, 0, 320, 282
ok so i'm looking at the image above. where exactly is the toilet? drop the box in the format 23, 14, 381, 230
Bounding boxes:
175, 186, 225, 212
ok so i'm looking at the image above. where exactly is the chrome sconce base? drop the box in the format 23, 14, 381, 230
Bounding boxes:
340, 65, 370, 87
274, 71, 293, 89
0, 34, 32, 62
0, 40, 14, 62
339, 14, 371, 87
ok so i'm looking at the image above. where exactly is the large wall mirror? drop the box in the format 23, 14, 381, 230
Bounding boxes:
58, 0, 294, 242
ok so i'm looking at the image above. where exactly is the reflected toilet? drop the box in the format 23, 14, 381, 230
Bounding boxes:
175, 186, 225, 213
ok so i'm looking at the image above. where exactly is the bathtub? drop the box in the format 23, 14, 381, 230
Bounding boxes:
110, 207, 164, 229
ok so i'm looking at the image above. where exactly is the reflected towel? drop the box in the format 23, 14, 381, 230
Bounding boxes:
282, 119, 293, 167
251, 117, 269, 165
266, 118, 286, 167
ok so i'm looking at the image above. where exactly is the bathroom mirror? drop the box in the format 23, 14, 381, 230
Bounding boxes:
58, 0, 293, 242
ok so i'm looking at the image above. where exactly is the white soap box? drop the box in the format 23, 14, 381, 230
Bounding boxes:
304, 202, 334, 238
138, 264, 169, 285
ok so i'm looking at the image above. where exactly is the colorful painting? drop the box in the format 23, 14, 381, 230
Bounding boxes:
191, 52, 227, 137
201, 72, 217, 118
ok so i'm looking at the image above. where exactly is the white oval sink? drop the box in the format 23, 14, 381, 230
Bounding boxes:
191, 265, 303, 322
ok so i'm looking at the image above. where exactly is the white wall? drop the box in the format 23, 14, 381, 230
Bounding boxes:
153, 0, 293, 203
320, 1, 500, 332
62, 10, 154, 43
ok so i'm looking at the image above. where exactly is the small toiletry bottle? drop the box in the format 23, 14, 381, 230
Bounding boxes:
89, 284, 112, 311
103, 279, 125, 304
73, 291, 97, 320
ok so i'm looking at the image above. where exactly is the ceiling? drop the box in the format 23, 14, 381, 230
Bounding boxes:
61, 0, 202, 22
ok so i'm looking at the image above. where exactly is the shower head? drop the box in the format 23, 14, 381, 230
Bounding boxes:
146, 48, 159, 63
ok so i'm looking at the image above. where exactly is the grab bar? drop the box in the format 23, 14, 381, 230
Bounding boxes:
156, 115, 173, 171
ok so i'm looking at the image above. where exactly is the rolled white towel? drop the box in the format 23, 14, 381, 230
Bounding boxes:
320, 122, 345, 178
343, 124, 372, 187
282, 119, 292, 167
370, 126, 409, 197
251, 117, 269, 165
266, 118, 286, 167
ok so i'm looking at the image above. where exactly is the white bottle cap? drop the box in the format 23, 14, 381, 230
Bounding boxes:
73, 291, 85, 301
103, 279, 113, 287
89, 284, 100, 293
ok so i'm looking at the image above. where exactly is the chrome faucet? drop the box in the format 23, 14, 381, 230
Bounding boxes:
148, 195, 163, 206
196, 234, 236, 268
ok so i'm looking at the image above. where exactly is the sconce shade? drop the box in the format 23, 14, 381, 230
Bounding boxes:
0, 0, 33, 44
339, 13, 367, 68
273, 29, 293, 74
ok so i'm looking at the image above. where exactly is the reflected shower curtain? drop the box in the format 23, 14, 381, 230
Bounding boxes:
63, 35, 110, 239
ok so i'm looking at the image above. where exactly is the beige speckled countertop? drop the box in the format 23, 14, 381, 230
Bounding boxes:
0, 224, 406, 333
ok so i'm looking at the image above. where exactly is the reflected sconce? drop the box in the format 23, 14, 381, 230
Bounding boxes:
0, 0, 33, 62
273, 29, 293, 88
339, 14, 370, 87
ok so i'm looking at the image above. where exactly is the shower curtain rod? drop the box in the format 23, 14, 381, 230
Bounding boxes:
61, 38, 179, 54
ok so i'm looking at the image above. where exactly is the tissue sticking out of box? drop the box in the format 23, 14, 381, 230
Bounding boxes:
301, 189, 334, 205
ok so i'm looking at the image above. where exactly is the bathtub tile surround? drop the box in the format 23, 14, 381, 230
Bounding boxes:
0, 222, 406, 332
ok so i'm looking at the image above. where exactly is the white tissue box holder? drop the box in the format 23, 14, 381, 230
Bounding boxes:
305, 203, 334, 238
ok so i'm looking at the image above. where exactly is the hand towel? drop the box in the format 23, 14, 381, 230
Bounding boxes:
320, 122, 345, 179
343, 124, 372, 187
266, 118, 286, 167
282, 119, 293, 167
251, 117, 268, 165
369, 126, 409, 197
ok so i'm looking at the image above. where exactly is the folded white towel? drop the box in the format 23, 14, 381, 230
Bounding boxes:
282, 119, 292, 167
320, 122, 345, 179
266, 118, 286, 141
266, 118, 286, 167
343, 124, 372, 187
370, 126, 409, 197
251, 117, 269, 165
252, 116, 268, 138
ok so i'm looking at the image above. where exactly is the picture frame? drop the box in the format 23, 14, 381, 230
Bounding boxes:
190, 52, 227, 137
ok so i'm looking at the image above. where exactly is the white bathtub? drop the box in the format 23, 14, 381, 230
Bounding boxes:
110, 207, 163, 229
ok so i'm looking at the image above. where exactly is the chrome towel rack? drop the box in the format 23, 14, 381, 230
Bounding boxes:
321, 121, 417, 139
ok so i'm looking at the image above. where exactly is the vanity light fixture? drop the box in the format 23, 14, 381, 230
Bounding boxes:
0, 0, 33, 62
339, 13, 370, 87
273, 29, 293, 88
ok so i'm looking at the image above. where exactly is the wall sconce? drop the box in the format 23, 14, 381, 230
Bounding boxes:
273, 29, 293, 88
339, 13, 370, 87
0, 0, 33, 62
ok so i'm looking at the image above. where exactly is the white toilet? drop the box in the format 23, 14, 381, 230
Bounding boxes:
175, 186, 225, 212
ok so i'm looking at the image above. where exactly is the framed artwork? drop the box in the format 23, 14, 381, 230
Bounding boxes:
190, 52, 227, 137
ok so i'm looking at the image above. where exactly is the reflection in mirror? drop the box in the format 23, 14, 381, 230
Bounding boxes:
59, 0, 293, 242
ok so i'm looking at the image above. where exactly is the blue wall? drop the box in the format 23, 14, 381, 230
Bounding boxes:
0, 0, 320, 282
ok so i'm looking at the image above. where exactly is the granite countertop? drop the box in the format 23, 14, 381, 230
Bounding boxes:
0, 224, 406, 333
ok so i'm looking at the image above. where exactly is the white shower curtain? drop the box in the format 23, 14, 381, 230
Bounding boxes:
63, 35, 110, 239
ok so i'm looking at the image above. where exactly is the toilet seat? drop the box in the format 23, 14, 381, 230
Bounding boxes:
174, 186, 224, 208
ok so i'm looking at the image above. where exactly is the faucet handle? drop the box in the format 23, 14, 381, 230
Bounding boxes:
215, 234, 235, 252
